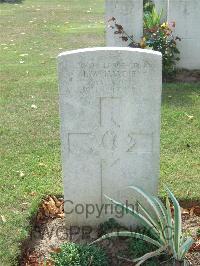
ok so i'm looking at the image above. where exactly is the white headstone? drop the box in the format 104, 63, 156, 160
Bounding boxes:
168, 0, 200, 70
106, 0, 143, 46
58, 47, 162, 227
153, 0, 168, 22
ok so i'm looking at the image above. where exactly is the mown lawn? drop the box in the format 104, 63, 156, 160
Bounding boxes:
0, 0, 199, 265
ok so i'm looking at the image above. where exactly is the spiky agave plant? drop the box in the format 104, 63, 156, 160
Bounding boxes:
92, 186, 193, 265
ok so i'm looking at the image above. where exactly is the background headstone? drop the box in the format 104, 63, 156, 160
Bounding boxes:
168, 0, 200, 70
58, 47, 162, 227
106, 0, 143, 46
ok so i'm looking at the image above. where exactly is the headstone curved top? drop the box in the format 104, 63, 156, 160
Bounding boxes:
58, 47, 162, 227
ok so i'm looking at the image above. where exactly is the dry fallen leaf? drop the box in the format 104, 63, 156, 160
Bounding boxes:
50, 246, 62, 253
170, 205, 174, 217
38, 162, 47, 167
1, 215, 6, 223
30, 191, 37, 196
193, 206, 200, 216
36, 195, 64, 223
22, 202, 29, 206
31, 104, 37, 109
86, 8, 92, 13
52, 195, 63, 208
181, 207, 190, 217
19, 171, 25, 178
45, 259, 55, 266
57, 213, 64, 219
185, 113, 194, 120
22, 251, 46, 266
20, 53, 28, 57
190, 240, 200, 252
190, 207, 195, 216
189, 206, 200, 217
42, 202, 50, 217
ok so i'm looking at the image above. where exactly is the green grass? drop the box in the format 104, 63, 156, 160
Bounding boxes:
161, 83, 200, 199
0, 0, 199, 265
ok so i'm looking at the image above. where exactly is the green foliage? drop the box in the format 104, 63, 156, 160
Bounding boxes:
144, 7, 162, 29
51, 242, 109, 266
143, 0, 154, 14
92, 186, 194, 265
128, 241, 157, 265
110, 5, 180, 79
196, 228, 200, 238
128, 228, 159, 265
98, 218, 123, 236
143, 8, 180, 79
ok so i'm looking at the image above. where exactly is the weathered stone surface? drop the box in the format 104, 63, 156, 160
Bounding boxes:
105, 0, 143, 46
58, 47, 162, 226
168, 0, 200, 69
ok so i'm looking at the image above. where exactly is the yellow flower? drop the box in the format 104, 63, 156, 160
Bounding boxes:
140, 37, 146, 49
161, 22, 169, 29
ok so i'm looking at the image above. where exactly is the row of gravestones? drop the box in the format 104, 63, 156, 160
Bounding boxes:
58, 1, 163, 227
107, 0, 200, 70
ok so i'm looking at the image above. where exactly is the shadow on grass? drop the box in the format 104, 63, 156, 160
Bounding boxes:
162, 83, 200, 107
0, 0, 24, 3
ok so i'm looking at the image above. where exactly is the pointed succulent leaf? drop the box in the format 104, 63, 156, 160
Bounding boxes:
104, 195, 161, 240
128, 186, 165, 226
179, 237, 194, 259
165, 186, 182, 254
91, 231, 162, 248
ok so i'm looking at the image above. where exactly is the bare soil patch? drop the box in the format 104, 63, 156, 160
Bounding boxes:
167, 70, 200, 83
20, 196, 200, 265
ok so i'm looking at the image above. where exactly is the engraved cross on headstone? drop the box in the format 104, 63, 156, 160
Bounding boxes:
67, 96, 153, 203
